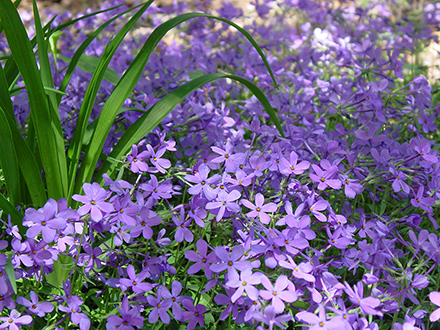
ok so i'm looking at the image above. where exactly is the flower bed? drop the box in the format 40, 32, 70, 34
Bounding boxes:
0, 0, 440, 329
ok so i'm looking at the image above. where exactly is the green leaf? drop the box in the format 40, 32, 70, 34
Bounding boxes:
45, 254, 73, 292
0, 0, 67, 200
5, 257, 17, 294
78, 12, 281, 193
0, 106, 20, 205
96, 73, 282, 181
59, 54, 120, 85
0, 105, 46, 207
67, 0, 154, 199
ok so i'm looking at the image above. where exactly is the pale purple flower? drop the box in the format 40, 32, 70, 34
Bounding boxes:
72, 183, 114, 222
210, 245, 251, 277
158, 281, 189, 321
58, 301, 90, 330
226, 268, 262, 302
172, 208, 193, 243
24, 199, 67, 243
259, 275, 297, 313
279, 151, 310, 176
309, 160, 341, 190
253, 305, 291, 330
130, 208, 161, 240
429, 291, 440, 322
185, 164, 219, 200
389, 167, 410, 194
127, 144, 149, 173
119, 265, 154, 294
140, 175, 172, 200
297, 305, 346, 330
205, 190, 241, 221
182, 300, 207, 330
147, 144, 171, 174
77, 243, 103, 274
279, 255, 315, 282
211, 142, 240, 172
146, 292, 172, 324
0, 309, 32, 330
106, 296, 144, 330
410, 186, 435, 211
184, 239, 217, 278
344, 282, 382, 316
242, 193, 277, 224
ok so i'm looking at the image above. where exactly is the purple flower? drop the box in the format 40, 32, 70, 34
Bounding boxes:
279, 255, 315, 282
77, 243, 103, 274
253, 305, 291, 330
259, 275, 297, 313
182, 300, 207, 330
58, 300, 90, 330
279, 151, 310, 176
184, 239, 217, 278
111, 194, 139, 227
119, 265, 154, 294
205, 190, 241, 221
0, 309, 32, 330
340, 175, 364, 199
410, 186, 435, 211
429, 291, 440, 322
185, 164, 219, 200
226, 268, 262, 302
242, 193, 277, 224
158, 281, 189, 321
24, 199, 68, 243
140, 175, 173, 200
309, 160, 341, 190
344, 281, 382, 316
127, 144, 149, 173
106, 296, 144, 330
130, 208, 161, 240
72, 183, 114, 222
214, 289, 242, 321
308, 198, 329, 222
147, 144, 171, 174
210, 245, 251, 277
211, 142, 240, 172
297, 305, 346, 330
187, 197, 207, 227
389, 167, 410, 194
172, 207, 193, 243
146, 292, 172, 324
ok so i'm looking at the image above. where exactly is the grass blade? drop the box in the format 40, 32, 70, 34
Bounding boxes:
96, 73, 283, 181
67, 0, 154, 198
0, 0, 67, 200
0, 106, 20, 206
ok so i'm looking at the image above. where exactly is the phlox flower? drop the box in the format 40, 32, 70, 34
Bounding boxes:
253, 305, 291, 330
58, 301, 90, 330
279, 151, 310, 176
158, 281, 189, 322
106, 296, 144, 330
185, 164, 219, 200
24, 198, 68, 243
205, 190, 241, 221
389, 167, 410, 194
184, 239, 217, 279
182, 300, 207, 330
0, 309, 32, 330
146, 144, 171, 174
226, 268, 262, 302
429, 291, 440, 322
210, 245, 252, 277
119, 265, 154, 294
309, 160, 341, 190
259, 275, 297, 313
242, 193, 277, 224
72, 182, 114, 222
172, 207, 193, 243
146, 292, 172, 324
297, 305, 346, 330
127, 144, 149, 173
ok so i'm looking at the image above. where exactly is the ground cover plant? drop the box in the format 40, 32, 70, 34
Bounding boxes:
0, 0, 440, 329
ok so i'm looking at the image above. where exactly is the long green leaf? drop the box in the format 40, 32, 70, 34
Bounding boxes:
5, 257, 17, 294
77, 12, 279, 195
0, 0, 67, 200
96, 73, 283, 181
0, 106, 20, 206
67, 0, 154, 198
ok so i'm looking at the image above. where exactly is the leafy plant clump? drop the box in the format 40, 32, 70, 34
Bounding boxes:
0, 0, 440, 329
